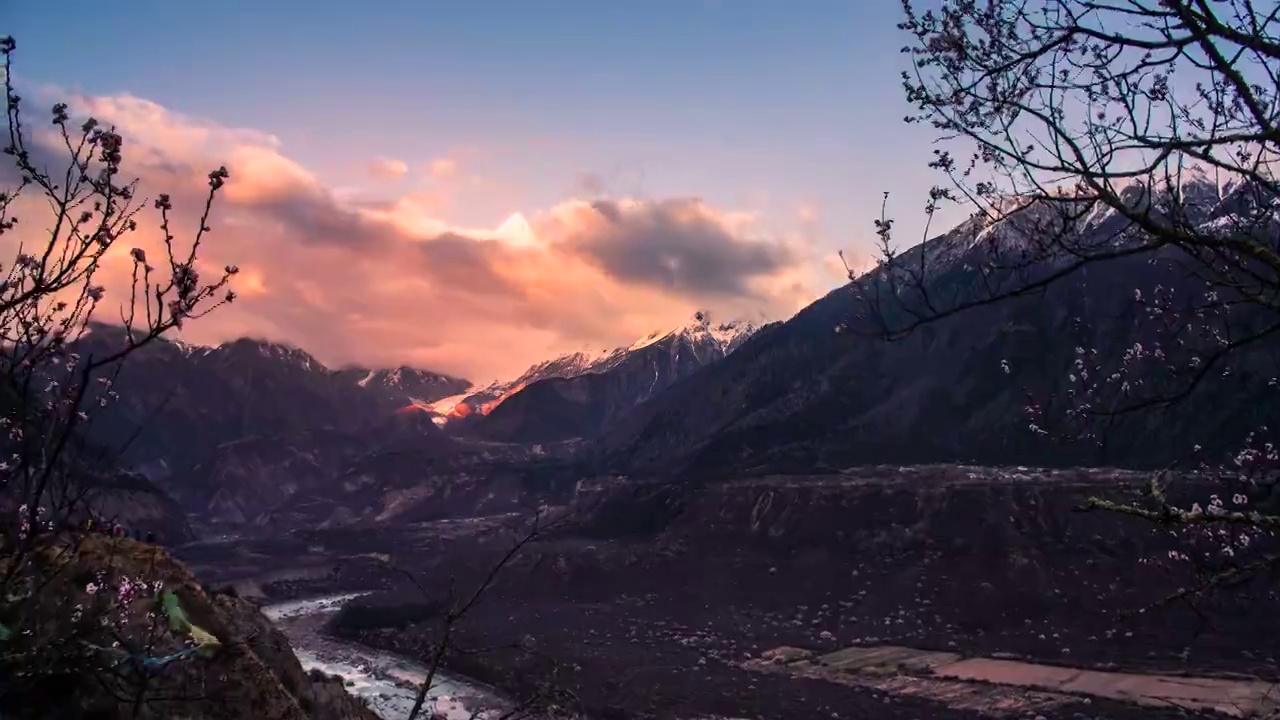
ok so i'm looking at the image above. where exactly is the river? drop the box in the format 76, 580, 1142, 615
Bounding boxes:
263, 594, 504, 720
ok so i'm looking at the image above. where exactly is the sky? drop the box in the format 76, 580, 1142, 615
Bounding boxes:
5, 0, 964, 382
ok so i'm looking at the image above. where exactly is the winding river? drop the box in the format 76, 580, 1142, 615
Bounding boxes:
263, 594, 502, 720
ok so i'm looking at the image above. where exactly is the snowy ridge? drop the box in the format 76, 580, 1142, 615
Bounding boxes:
628, 330, 668, 352
889, 168, 1277, 282
431, 311, 761, 423
85, 324, 470, 402
169, 339, 206, 357
121, 329, 469, 410
624, 311, 760, 357
340, 365, 472, 418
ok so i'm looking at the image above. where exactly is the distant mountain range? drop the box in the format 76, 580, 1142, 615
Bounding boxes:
67, 171, 1278, 533
73, 328, 468, 463
64, 328, 463, 523
67, 312, 760, 528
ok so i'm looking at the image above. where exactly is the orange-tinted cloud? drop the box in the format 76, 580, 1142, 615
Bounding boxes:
1, 90, 823, 382
428, 157, 458, 179
367, 156, 409, 180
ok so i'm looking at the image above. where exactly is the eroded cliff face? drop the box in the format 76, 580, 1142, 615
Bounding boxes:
542, 468, 1280, 668
211, 593, 379, 720
666, 467, 1157, 550
0, 534, 376, 720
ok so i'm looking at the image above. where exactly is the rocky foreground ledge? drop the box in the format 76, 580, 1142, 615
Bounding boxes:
2, 535, 376, 719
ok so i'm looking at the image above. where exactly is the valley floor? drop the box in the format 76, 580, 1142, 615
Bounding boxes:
334, 576, 1256, 720
181, 471, 1280, 720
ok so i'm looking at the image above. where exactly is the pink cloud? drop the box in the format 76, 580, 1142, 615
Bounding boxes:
428, 158, 458, 179
224, 145, 322, 204
797, 202, 819, 224
367, 156, 409, 180
3, 89, 823, 382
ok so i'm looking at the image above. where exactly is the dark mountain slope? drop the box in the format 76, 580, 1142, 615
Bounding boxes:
62, 327, 461, 525
470, 315, 757, 443
602, 187, 1280, 479
333, 366, 470, 409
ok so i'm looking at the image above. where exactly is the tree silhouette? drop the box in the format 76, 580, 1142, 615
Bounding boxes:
855, 0, 1279, 609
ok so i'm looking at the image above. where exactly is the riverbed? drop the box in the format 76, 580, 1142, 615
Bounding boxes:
263, 594, 503, 720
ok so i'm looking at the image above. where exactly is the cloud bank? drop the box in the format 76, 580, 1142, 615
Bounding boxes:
2, 90, 823, 381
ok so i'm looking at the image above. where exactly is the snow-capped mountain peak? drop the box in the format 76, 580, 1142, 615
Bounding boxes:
884, 165, 1277, 285
210, 337, 324, 371
340, 366, 471, 410
628, 330, 669, 352
705, 316, 761, 354
627, 311, 760, 355
430, 311, 763, 424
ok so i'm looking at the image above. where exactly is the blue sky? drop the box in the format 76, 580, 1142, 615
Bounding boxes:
8, 0, 957, 250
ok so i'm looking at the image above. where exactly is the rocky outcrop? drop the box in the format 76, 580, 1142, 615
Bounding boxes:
212, 594, 379, 720
0, 533, 376, 719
